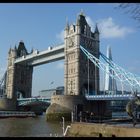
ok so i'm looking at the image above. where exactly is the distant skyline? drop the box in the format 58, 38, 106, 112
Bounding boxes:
0, 3, 140, 96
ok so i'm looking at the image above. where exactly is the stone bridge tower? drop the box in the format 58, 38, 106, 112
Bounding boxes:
46, 12, 101, 121
64, 12, 100, 96
6, 41, 33, 99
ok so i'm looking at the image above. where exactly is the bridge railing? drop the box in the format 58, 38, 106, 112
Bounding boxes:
85, 94, 139, 100
17, 97, 51, 101
14, 43, 64, 64
17, 97, 51, 106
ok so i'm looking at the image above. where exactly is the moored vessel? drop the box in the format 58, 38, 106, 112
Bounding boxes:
0, 111, 36, 118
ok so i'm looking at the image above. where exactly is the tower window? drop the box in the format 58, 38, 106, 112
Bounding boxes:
84, 25, 87, 35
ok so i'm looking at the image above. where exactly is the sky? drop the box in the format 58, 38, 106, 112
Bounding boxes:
0, 3, 140, 96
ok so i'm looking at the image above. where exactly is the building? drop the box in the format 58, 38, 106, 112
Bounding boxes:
39, 86, 64, 98
104, 46, 117, 94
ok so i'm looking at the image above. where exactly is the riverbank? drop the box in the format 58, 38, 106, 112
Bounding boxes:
66, 121, 140, 137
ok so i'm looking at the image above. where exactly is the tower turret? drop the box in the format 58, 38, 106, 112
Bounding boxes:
14, 45, 17, 51
94, 24, 99, 41
17, 41, 28, 57
65, 17, 69, 38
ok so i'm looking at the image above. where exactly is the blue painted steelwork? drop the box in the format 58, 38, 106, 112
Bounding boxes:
85, 94, 140, 101
18, 94, 140, 103
1, 44, 140, 102
0, 71, 7, 97
80, 45, 140, 93
17, 97, 51, 106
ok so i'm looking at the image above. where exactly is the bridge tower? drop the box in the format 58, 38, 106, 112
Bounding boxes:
6, 41, 33, 99
64, 11, 100, 96
6, 46, 17, 99
46, 12, 102, 121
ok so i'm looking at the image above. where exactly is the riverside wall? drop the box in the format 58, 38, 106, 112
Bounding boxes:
66, 122, 140, 137
0, 98, 17, 111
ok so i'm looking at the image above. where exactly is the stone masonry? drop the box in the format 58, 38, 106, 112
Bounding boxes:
6, 41, 33, 99
64, 11, 100, 96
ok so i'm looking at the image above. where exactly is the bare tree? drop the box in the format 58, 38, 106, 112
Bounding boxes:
115, 3, 140, 27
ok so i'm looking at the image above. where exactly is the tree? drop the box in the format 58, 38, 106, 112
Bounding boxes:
115, 3, 140, 27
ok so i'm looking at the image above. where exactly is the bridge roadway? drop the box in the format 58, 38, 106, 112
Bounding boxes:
85, 94, 140, 101
17, 97, 51, 106
17, 94, 140, 106
14, 44, 65, 66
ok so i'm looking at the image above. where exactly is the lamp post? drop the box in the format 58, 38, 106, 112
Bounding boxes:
62, 117, 65, 136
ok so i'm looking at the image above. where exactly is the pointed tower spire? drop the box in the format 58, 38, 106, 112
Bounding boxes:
76, 13, 80, 25
31, 47, 34, 53
95, 23, 99, 34
66, 17, 68, 26
107, 46, 112, 60
65, 17, 69, 29
14, 45, 17, 50
80, 9, 84, 16
9, 47, 12, 54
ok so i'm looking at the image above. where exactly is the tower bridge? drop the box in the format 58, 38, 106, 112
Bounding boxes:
2, 11, 100, 102
0, 11, 140, 120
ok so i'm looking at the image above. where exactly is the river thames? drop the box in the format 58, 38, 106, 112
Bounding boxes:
0, 113, 70, 137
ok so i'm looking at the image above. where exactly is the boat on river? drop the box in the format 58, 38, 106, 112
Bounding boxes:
0, 111, 36, 118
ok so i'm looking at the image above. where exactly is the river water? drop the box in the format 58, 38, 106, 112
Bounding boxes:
1, 111, 140, 137
0, 113, 70, 137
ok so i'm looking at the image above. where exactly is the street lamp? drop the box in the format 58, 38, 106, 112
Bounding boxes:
62, 117, 65, 136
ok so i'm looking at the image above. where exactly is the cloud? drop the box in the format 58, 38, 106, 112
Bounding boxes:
86, 16, 95, 31
56, 62, 64, 69
56, 16, 134, 41
98, 17, 134, 39
87, 16, 134, 39
56, 30, 64, 42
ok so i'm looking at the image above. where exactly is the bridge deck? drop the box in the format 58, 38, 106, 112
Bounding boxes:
17, 97, 51, 106
17, 94, 139, 106
14, 44, 65, 66
85, 94, 140, 101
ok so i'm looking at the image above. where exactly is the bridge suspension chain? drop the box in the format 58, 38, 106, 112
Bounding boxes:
100, 52, 140, 88
80, 45, 140, 93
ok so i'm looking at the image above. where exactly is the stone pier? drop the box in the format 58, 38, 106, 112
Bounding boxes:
0, 98, 17, 111
46, 95, 86, 121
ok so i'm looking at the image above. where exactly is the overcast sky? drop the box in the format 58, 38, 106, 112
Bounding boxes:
0, 3, 139, 96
